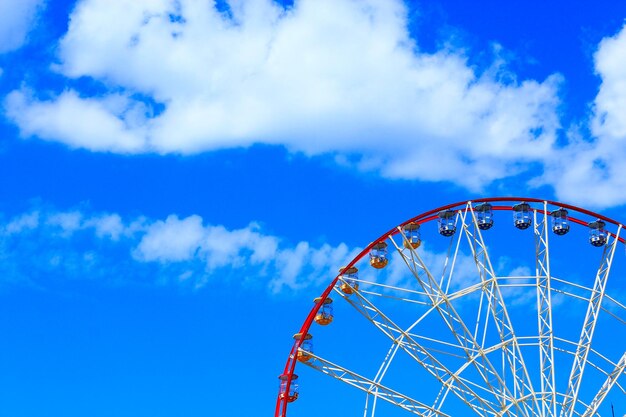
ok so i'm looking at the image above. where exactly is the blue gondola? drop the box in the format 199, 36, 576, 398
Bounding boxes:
474, 203, 494, 230
513, 202, 532, 230
438, 210, 457, 237
588, 220, 608, 247
551, 208, 570, 235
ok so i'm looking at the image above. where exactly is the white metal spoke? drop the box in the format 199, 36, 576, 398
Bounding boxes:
560, 225, 622, 417
337, 285, 501, 417
460, 203, 541, 417
365, 341, 403, 417
549, 336, 626, 395
302, 351, 451, 417
337, 276, 433, 306
282, 199, 626, 417
580, 351, 626, 417
391, 231, 532, 417
534, 203, 557, 417
513, 335, 626, 396
549, 278, 626, 325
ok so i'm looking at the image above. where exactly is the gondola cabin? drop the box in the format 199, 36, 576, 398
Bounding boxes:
402, 222, 421, 249
338, 266, 359, 294
313, 297, 334, 325
588, 220, 608, 247
513, 202, 532, 230
278, 374, 299, 403
293, 333, 313, 362
438, 210, 457, 237
369, 242, 388, 269
551, 208, 570, 235
474, 203, 494, 230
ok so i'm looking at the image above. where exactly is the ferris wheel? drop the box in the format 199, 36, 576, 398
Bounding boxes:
275, 198, 626, 417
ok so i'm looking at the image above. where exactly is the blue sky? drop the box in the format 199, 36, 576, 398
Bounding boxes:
1, 1, 626, 416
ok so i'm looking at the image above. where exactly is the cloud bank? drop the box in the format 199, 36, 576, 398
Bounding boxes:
4, 1, 626, 207
5, 0, 560, 192
0, 207, 575, 308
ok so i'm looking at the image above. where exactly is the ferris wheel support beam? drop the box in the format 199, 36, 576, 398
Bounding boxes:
550, 336, 626, 395
581, 351, 626, 417
561, 225, 622, 417
277, 197, 626, 417
392, 233, 532, 417
302, 351, 451, 417
364, 338, 403, 417
459, 204, 541, 417
338, 286, 501, 417
534, 203, 558, 417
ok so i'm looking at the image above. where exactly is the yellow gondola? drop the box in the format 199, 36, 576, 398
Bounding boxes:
402, 222, 421, 249
369, 242, 388, 269
338, 266, 359, 294
313, 297, 333, 325
278, 374, 299, 402
293, 333, 313, 362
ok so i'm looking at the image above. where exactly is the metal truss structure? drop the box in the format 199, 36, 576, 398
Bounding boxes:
276, 198, 626, 417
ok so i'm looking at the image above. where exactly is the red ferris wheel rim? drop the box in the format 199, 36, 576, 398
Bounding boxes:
274, 197, 626, 417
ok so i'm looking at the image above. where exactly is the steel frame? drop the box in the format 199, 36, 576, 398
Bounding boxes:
276, 198, 626, 417
535, 203, 558, 417
560, 225, 622, 417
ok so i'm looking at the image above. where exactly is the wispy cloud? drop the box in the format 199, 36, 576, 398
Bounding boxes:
2, 207, 611, 316
0, 208, 357, 292
0, 0, 45, 53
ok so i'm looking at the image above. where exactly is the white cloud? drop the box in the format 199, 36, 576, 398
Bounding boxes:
593, 26, 626, 140
134, 215, 206, 262
5, 0, 560, 190
3, 211, 40, 234
5, 90, 147, 153
133, 215, 283, 268
271, 241, 356, 292
133, 213, 358, 291
538, 24, 626, 208
29, 210, 133, 240
85, 214, 126, 241
47, 211, 83, 235
202, 223, 279, 269
10, 0, 626, 208
0, 0, 44, 53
